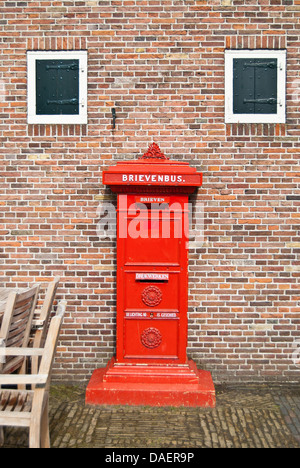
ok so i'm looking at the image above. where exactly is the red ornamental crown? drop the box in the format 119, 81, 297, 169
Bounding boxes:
141, 143, 169, 160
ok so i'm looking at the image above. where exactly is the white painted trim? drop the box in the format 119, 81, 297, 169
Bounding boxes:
27, 51, 88, 125
225, 49, 286, 124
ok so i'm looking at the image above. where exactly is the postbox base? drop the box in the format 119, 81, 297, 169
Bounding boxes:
85, 358, 216, 408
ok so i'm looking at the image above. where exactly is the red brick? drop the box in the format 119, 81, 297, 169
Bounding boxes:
0, 0, 299, 385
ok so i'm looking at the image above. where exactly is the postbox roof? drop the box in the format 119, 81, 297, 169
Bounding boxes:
102, 143, 203, 194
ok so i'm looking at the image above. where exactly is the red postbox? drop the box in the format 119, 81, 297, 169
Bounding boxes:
86, 143, 215, 407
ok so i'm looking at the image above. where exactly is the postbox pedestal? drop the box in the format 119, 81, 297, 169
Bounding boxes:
86, 358, 216, 407
86, 144, 215, 408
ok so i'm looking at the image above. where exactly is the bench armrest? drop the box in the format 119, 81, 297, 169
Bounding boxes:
0, 374, 47, 386
0, 347, 43, 357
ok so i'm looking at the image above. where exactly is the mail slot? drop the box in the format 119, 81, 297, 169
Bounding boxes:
86, 143, 216, 407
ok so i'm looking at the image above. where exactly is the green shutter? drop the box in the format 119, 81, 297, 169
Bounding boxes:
233, 58, 277, 115
36, 60, 80, 116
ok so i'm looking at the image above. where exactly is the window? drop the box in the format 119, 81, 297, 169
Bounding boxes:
27, 51, 88, 125
225, 50, 286, 124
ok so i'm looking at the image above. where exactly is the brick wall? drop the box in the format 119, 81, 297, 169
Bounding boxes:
0, 0, 299, 383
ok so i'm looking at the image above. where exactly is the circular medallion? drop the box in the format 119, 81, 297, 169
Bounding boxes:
141, 327, 162, 349
141, 286, 162, 307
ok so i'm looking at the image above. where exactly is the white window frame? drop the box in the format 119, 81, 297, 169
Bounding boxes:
27, 51, 88, 125
225, 49, 286, 124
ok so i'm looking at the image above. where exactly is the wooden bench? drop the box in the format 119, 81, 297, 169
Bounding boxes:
0, 301, 66, 448
0, 285, 40, 375
30, 277, 60, 374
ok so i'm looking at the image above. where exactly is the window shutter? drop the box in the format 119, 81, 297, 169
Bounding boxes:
233, 58, 277, 115
36, 60, 80, 116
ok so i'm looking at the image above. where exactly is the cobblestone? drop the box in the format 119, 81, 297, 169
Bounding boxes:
2, 384, 300, 449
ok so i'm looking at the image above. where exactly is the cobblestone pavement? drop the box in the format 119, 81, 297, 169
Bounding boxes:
2, 384, 300, 449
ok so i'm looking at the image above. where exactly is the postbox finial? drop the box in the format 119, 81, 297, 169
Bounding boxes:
141, 143, 169, 160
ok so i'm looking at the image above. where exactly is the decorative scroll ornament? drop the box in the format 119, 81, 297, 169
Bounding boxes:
141, 142, 169, 160
141, 327, 162, 349
142, 286, 163, 307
